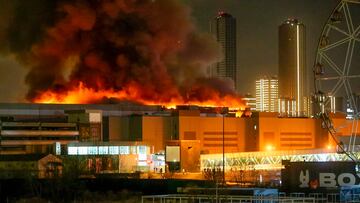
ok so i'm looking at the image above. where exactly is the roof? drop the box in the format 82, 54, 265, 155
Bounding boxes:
0, 103, 163, 117
216, 11, 233, 18
0, 154, 50, 162
0, 102, 161, 111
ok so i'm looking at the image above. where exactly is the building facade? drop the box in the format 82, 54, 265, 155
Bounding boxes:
2, 103, 359, 173
209, 11, 237, 90
0, 154, 62, 179
256, 76, 278, 112
346, 94, 360, 119
242, 94, 256, 111
278, 19, 307, 117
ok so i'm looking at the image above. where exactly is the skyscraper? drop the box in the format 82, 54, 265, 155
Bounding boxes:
210, 11, 237, 90
256, 76, 278, 112
278, 19, 307, 117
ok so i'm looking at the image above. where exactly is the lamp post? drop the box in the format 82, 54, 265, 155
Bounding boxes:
222, 112, 225, 185
221, 108, 227, 185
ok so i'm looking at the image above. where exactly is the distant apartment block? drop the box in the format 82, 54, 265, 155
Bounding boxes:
242, 94, 256, 111
256, 76, 278, 112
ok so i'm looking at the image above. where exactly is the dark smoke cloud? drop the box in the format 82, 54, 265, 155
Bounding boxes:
0, 0, 58, 55
0, 56, 27, 102
0, 0, 240, 104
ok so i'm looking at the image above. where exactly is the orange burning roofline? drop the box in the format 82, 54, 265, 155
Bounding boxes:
33, 82, 246, 110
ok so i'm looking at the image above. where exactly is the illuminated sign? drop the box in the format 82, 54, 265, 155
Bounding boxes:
89, 112, 101, 123
282, 161, 358, 192
55, 142, 61, 155
300, 170, 360, 188
165, 146, 180, 162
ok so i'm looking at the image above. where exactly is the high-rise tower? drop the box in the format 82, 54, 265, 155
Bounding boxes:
210, 11, 237, 90
278, 19, 307, 117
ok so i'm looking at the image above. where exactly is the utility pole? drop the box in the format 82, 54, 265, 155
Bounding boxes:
222, 108, 226, 185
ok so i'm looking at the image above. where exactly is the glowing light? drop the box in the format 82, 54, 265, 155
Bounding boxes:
165, 105, 177, 109
326, 144, 333, 150
266, 144, 274, 151
235, 111, 243, 118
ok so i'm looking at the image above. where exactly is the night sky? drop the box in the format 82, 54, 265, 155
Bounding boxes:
0, 0, 339, 102
183, 0, 339, 95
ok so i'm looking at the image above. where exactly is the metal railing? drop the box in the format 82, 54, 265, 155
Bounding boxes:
141, 194, 316, 203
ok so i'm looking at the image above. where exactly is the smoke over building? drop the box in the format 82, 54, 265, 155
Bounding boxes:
0, 0, 243, 108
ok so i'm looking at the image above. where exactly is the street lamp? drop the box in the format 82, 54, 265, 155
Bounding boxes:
221, 107, 227, 185
222, 112, 225, 185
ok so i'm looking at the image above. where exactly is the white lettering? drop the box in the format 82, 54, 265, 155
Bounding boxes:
299, 170, 309, 188
319, 173, 336, 188
338, 173, 356, 186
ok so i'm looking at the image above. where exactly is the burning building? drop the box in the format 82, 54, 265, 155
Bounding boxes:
0, 0, 243, 109
1, 1, 358, 175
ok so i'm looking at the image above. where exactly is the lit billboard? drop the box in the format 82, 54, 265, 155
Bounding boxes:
165, 146, 180, 162
281, 161, 359, 193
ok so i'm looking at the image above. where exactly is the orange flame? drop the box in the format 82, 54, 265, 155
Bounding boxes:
34, 82, 245, 109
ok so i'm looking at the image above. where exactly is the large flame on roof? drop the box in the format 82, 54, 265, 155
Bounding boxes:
34, 81, 244, 109
1, 0, 244, 109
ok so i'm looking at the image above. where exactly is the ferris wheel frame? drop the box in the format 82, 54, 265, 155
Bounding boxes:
314, 0, 360, 156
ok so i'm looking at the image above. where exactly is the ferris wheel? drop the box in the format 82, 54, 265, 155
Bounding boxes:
314, 0, 360, 159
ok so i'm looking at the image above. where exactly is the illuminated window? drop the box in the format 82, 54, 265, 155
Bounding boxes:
68, 147, 78, 155
78, 147, 87, 155
109, 146, 119, 155
88, 146, 98, 155
137, 146, 147, 155
98, 146, 109, 155
130, 146, 137, 154
120, 146, 130, 155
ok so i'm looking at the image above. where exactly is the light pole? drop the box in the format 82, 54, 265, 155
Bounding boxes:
221, 108, 226, 185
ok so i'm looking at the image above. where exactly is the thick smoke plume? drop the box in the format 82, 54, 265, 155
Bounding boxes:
0, 0, 243, 108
